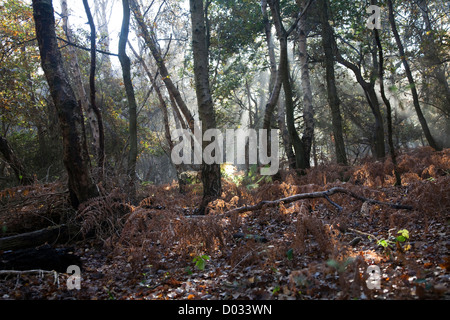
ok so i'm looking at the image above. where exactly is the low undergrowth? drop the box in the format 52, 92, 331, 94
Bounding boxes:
0, 147, 448, 300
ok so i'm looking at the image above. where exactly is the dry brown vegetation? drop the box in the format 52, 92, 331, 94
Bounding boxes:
0, 147, 449, 300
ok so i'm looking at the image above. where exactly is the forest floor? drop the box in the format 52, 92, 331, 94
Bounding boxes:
0, 147, 449, 300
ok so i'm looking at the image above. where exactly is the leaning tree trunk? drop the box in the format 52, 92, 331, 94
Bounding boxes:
190, 0, 222, 214
387, 0, 441, 151
130, 0, 197, 135
32, 0, 98, 208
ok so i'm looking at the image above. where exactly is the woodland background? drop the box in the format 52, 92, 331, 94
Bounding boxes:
0, 0, 449, 300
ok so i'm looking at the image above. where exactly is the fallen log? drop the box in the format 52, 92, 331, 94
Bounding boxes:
0, 244, 81, 272
223, 187, 413, 216
0, 225, 69, 251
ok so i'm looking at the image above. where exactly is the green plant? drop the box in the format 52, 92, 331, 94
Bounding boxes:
286, 248, 294, 261
327, 257, 355, 273
243, 164, 273, 190
376, 229, 410, 254
193, 254, 210, 271
272, 285, 281, 295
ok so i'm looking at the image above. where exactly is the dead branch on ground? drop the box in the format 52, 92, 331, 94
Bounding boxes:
223, 187, 413, 216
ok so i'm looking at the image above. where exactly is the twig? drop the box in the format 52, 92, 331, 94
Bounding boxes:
223, 187, 413, 216
0, 269, 60, 287
0, 269, 57, 276
347, 227, 380, 242
56, 36, 119, 57
323, 194, 343, 212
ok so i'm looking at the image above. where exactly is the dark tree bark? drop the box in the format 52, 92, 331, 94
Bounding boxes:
261, 0, 296, 169
387, 0, 441, 151
118, 0, 138, 199
83, 0, 105, 179
374, 26, 402, 186
328, 14, 386, 159
0, 225, 69, 251
268, 0, 310, 170
32, 0, 98, 208
0, 244, 80, 273
190, 0, 222, 214
60, 0, 103, 173
318, 0, 348, 165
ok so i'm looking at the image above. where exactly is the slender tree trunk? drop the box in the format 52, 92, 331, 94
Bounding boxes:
261, 0, 281, 131
118, 0, 138, 200
297, 0, 314, 167
262, 0, 295, 168
417, 0, 450, 114
374, 27, 402, 186
269, 0, 307, 170
129, 43, 187, 193
282, 49, 307, 170
94, 0, 113, 78
83, 0, 105, 179
190, 0, 221, 214
318, 0, 348, 165
326, 0, 385, 159
262, 0, 277, 93
129, 0, 198, 135
60, 0, 103, 170
32, 0, 98, 208
277, 98, 296, 169
387, 0, 441, 151
366, 86, 386, 158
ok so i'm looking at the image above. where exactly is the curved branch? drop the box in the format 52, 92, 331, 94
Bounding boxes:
223, 187, 413, 216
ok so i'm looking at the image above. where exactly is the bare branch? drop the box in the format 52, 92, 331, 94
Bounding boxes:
223, 187, 413, 216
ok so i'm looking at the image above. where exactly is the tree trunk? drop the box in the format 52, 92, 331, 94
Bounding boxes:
118, 0, 138, 200
32, 0, 98, 208
297, 1, 314, 167
277, 98, 296, 169
261, 0, 282, 131
83, 0, 105, 179
60, 0, 103, 171
130, 0, 198, 136
417, 0, 450, 115
366, 86, 386, 159
318, 0, 348, 165
94, 0, 114, 79
330, 34, 385, 158
374, 27, 401, 186
0, 225, 69, 251
387, 0, 441, 151
268, 0, 307, 170
0, 243, 80, 273
190, 0, 221, 214
128, 42, 187, 193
